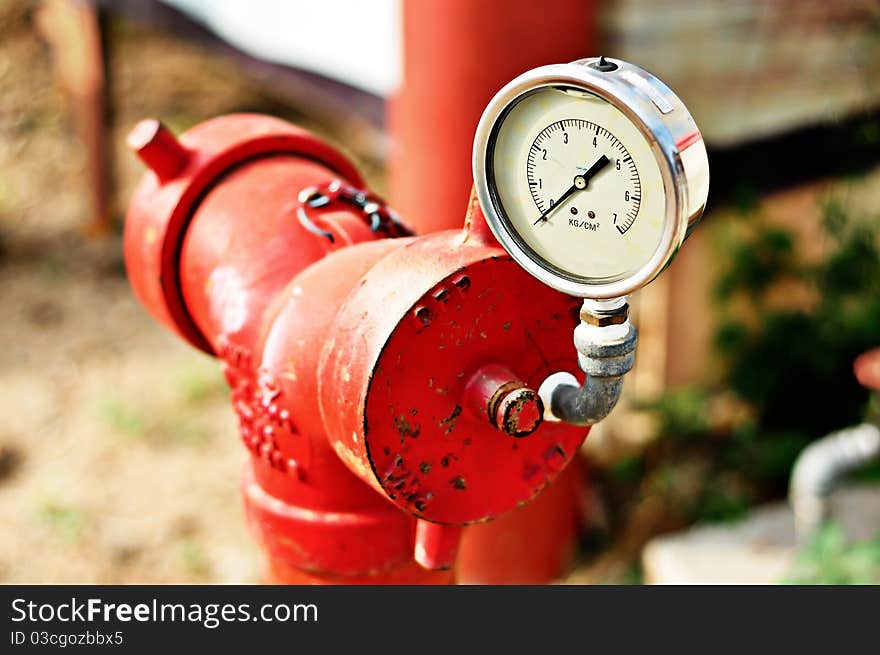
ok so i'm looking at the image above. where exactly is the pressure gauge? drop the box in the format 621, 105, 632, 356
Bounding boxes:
473, 57, 709, 299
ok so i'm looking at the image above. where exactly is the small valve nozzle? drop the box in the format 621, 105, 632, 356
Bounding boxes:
494, 386, 543, 437
127, 119, 190, 183
465, 364, 543, 437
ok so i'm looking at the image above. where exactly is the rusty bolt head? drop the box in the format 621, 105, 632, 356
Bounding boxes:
492, 385, 544, 437
580, 302, 629, 327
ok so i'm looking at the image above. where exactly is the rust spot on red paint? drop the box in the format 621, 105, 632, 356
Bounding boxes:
393, 415, 420, 438
439, 404, 462, 434
498, 388, 543, 437
361, 257, 590, 524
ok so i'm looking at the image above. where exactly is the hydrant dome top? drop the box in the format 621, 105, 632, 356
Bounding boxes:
123, 114, 366, 355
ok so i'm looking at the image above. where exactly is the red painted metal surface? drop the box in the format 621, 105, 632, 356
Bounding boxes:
464, 363, 543, 437
390, 0, 597, 583
316, 193, 587, 528
124, 114, 364, 354
390, 0, 596, 233
267, 553, 454, 585
414, 521, 464, 570
320, 229, 586, 525
125, 116, 426, 582
124, 114, 593, 583
457, 456, 584, 584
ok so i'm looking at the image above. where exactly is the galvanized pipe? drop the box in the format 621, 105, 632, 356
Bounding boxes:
789, 423, 880, 543
539, 298, 637, 426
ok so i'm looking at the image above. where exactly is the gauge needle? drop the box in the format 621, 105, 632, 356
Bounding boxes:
533, 155, 611, 225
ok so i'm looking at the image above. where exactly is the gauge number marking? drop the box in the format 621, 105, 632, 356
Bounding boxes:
525, 119, 641, 234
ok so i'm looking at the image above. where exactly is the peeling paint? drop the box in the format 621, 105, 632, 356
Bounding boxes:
393, 414, 421, 438
439, 404, 462, 435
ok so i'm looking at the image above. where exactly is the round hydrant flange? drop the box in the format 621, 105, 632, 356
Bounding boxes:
320, 231, 588, 526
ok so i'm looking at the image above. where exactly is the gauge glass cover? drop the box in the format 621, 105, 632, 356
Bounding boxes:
488, 86, 666, 286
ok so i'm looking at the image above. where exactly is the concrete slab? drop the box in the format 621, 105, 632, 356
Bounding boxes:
642, 485, 880, 584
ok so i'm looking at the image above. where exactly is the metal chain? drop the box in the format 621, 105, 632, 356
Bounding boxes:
296, 180, 412, 243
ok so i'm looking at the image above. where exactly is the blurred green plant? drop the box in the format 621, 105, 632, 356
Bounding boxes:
659, 196, 880, 503
181, 539, 211, 579
38, 502, 87, 541
587, 192, 880, 560
717, 198, 880, 477
175, 360, 228, 405
100, 396, 147, 439
98, 390, 213, 446
784, 523, 880, 584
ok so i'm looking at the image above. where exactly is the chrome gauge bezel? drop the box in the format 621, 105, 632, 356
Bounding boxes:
473, 57, 706, 299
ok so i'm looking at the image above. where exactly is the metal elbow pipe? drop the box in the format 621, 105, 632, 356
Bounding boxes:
546, 372, 628, 426
539, 300, 637, 426
789, 423, 880, 543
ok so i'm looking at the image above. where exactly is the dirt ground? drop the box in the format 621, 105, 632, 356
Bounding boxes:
0, 3, 383, 583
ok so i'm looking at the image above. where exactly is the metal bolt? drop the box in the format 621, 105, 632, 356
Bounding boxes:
464, 364, 544, 437
580, 301, 629, 327
589, 55, 618, 72
493, 385, 544, 438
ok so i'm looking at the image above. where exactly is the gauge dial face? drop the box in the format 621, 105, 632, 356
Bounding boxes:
489, 86, 666, 285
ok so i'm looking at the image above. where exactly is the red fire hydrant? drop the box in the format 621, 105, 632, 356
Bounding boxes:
124, 114, 589, 583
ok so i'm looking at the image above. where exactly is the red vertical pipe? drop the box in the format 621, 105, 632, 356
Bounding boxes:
391, 0, 597, 583
390, 0, 596, 234
457, 455, 585, 584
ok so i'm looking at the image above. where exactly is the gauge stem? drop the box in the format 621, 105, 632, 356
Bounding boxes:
538, 297, 636, 426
